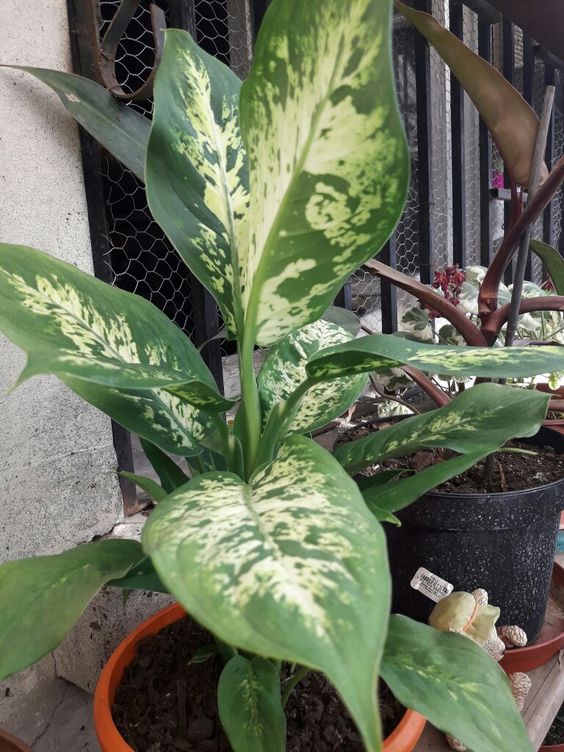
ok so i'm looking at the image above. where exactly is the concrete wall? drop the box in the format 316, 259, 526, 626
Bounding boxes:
0, 0, 124, 708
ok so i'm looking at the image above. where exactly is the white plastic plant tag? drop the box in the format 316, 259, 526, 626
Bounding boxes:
410, 567, 453, 602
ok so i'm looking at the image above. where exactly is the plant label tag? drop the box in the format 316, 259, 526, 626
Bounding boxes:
410, 567, 453, 602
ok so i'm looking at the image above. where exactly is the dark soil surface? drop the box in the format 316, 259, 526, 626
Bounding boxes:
336, 423, 564, 493
435, 441, 564, 493
113, 617, 403, 752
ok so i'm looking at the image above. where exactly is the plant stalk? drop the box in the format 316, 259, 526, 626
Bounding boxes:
281, 665, 310, 707
504, 86, 555, 347
238, 330, 263, 479
484, 85, 555, 487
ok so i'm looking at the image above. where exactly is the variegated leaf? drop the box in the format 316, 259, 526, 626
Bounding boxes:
218, 655, 286, 752
307, 333, 564, 380
239, 0, 409, 346
322, 306, 362, 337
143, 435, 390, 752
0, 243, 217, 455
22, 351, 234, 413
334, 383, 549, 472
258, 319, 367, 434
146, 30, 248, 338
382, 616, 533, 752
0, 540, 143, 679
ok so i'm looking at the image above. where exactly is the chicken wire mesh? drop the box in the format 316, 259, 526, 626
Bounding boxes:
462, 6, 482, 266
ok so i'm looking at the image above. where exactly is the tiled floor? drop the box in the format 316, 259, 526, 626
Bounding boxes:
1, 678, 98, 751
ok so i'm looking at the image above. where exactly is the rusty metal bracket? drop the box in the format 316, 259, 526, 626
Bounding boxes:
97, 0, 166, 101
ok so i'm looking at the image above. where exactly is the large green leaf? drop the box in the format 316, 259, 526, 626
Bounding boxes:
0, 243, 217, 455
22, 349, 233, 413
143, 435, 390, 752
334, 383, 549, 472
258, 320, 367, 434
146, 30, 248, 338
395, 2, 543, 187
239, 0, 409, 346
530, 240, 564, 295
22, 350, 234, 412
218, 656, 286, 752
13, 66, 149, 182
364, 451, 484, 517
381, 616, 533, 752
0, 540, 143, 679
307, 334, 564, 380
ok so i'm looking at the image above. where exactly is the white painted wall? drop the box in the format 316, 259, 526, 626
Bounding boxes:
0, 0, 123, 564
0, 1, 174, 709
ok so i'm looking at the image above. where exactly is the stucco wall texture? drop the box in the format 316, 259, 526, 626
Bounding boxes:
0, 0, 123, 563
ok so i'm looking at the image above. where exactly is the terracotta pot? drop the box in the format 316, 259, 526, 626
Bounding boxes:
539, 746, 564, 751
94, 603, 426, 752
0, 730, 32, 752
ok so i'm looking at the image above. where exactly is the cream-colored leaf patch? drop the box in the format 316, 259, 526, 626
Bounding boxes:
258, 319, 366, 434
0, 243, 216, 454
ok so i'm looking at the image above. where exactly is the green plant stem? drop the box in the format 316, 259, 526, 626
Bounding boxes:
281, 665, 310, 708
257, 379, 314, 467
214, 636, 237, 665
238, 331, 262, 479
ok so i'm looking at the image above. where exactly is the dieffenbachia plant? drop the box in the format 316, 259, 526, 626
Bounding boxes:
0, 1, 561, 750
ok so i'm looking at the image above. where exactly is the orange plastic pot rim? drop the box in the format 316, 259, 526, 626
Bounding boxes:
94, 602, 426, 752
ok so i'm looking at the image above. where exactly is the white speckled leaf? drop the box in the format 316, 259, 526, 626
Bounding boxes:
239, 0, 409, 346
146, 30, 248, 337
382, 616, 533, 752
258, 319, 366, 434
334, 383, 550, 472
22, 351, 234, 412
143, 435, 390, 752
307, 333, 564, 380
0, 243, 216, 455
218, 655, 286, 752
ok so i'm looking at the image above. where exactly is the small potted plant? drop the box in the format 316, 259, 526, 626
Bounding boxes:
347, 2, 564, 644
1, 0, 563, 750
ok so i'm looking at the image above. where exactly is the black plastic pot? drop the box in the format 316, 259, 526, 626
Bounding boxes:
385, 427, 564, 642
